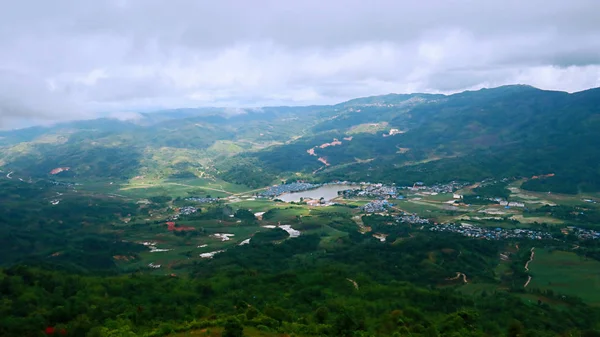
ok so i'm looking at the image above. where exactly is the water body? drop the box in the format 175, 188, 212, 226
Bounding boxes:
278, 184, 360, 202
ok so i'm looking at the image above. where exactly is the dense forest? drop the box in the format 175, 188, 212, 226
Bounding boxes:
228, 86, 600, 193
3, 234, 600, 336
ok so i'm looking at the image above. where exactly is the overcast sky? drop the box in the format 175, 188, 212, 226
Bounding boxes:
1, 0, 600, 128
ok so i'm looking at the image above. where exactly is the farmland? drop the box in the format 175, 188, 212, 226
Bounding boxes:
528, 248, 600, 305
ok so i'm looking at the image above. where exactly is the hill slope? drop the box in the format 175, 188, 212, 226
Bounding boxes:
238, 85, 600, 193
1, 85, 599, 192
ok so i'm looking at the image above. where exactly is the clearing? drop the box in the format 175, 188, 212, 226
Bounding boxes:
528, 248, 600, 305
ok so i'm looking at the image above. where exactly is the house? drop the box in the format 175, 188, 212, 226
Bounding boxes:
306, 199, 321, 206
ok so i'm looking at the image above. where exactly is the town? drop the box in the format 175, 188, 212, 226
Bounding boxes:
428, 223, 600, 241
186, 196, 219, 203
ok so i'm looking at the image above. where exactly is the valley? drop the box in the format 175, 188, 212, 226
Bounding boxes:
2, 85, 600, 336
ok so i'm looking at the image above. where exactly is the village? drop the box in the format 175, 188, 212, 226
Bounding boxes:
428, 222, 600, 241
186, 196, 219, 203
430, 223, 555, 240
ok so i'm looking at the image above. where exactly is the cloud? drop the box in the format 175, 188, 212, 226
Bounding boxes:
0, 70, 93, 129
106, 111, 144, 121
1, 0, 600, 127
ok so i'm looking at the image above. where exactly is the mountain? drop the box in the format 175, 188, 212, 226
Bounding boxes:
4, 85, 600, 337
238, 85, 600, 193
1, 85, 599, 192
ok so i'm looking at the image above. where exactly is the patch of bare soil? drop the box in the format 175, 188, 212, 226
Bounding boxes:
318, 138, 342, 149
50, 167, 70, 175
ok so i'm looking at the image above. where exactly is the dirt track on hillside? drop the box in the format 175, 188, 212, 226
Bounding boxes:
524, 247, 535, 272
524, 247, 535, 288
446, 272, 468, 283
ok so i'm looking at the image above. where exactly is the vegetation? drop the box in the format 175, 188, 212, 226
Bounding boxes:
2, 85, 600, 193
2, 85, 600, 336
3, 234, 600, 336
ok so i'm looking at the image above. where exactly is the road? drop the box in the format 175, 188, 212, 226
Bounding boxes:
446, 272, 468, 283
524, 247, 535, 272
524, 247, 535, 288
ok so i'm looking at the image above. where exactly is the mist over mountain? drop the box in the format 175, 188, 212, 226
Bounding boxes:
1, 84, 599, 193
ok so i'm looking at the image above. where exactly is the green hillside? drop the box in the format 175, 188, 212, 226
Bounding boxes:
2, 85, 599, 193
237, 86, 600, 193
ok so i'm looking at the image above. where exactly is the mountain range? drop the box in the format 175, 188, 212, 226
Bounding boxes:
1, 84, 599, 193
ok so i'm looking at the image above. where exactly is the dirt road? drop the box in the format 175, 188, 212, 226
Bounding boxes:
524, 247, 535, 288
347, 278, 359, 290
524, 247, 535, 272
446, 272, 468, 283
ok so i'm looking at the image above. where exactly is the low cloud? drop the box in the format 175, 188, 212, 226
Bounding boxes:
0, 70, 93, 129
1, 1, 599, 128
106, 111, 144, 121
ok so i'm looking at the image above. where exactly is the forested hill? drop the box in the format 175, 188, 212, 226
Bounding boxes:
1, 85, 600, 193
235, 85, 600, 193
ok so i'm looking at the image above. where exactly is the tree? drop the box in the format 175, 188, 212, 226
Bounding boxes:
314, 307, 329, 324
507, 320, 525, 337
223, 318, 244, 337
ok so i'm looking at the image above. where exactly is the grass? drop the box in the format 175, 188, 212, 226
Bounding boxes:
114, 177, 251, 199
116, 217, 265, 272
347, 122, 389, 135
511, 214, 563, 225
310, 205, 356, 215
528, 248, 600, 305
341, 200, 370, 207
229, 199, 297, 212
263, 207, 309, 223
421, 193, 455, 202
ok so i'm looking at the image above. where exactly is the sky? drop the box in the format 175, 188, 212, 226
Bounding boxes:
1, 0, 600, 128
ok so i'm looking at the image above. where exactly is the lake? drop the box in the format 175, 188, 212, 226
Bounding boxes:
278, 184, 360, 202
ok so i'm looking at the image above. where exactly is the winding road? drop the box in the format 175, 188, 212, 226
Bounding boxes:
524, 247, 535, 272
446, 272, 468, 283
524, 247, 535, 288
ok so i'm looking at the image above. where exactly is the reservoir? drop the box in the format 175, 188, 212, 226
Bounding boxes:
278, 184, 360, 202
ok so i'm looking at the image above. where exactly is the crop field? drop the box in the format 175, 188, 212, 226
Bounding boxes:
118, 220, 271, 272
511, 214, 564, 224
115, 177, 251, 198
263, 206, 309, 223
529, 248, 600, 305
312, 205, 356, 214
228, 199, 283, 211
420, 193, 455, 202
340, 200, 371, 207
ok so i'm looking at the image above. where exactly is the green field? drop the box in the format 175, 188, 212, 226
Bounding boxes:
529, 248, 600, 305
116, 177, 250, 198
